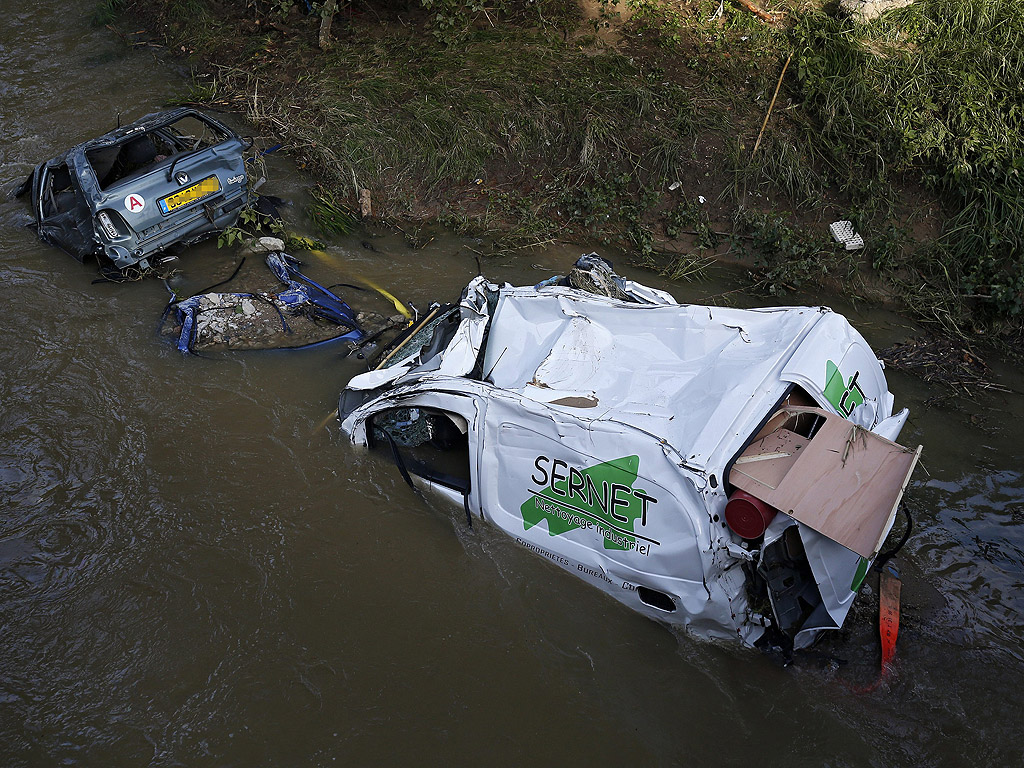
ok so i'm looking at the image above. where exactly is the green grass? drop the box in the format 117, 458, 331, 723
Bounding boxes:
120, 0, 1024, 333
308, 187, 359, 236
789, 0, 1024, 317
297, 28, 704, 189
92, 0, 128, 25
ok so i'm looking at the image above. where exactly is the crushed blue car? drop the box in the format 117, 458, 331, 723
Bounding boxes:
160, 249, 411, 354
16, 108, 252, 272
166, 252, 365, 354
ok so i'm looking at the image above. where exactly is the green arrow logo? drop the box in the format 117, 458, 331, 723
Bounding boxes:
824, 359, 865, 417
521, 455, 658, 554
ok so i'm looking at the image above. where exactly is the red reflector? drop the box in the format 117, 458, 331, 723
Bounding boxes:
725, 489, 778, 539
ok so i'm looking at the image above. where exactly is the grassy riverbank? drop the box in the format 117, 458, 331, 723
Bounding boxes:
107, 0, 1024, 337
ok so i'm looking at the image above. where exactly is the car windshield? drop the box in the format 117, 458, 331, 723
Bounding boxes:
85, 115, 230, 191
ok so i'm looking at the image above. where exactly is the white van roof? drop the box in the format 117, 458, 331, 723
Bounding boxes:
480, 285, 829, 468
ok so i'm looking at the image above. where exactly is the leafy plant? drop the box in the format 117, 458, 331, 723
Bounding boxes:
664, 198, 718, 250
735, 209, 851, 296
420, 0, 509, 44
627, 0, 684, 49
218, 206, 324, 251
308, 187, 359, 236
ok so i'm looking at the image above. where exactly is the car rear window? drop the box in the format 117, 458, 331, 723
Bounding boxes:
87, 115, 231, 191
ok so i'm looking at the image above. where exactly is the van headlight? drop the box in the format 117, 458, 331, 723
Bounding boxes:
97, 211, 120, 239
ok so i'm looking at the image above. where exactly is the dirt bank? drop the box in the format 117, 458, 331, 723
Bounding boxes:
108, 0, 1022, 341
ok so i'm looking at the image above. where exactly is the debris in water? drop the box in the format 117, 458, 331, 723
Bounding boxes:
879, 335, 1006, 393
162, 252, 405, 353
830, 220, 865, 251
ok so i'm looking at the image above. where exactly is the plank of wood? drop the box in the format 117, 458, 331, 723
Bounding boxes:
728, 406, 921, 557
754, 415, 919, 557
730, 429, 808, 492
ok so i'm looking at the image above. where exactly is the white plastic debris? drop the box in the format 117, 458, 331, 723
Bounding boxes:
840, 0, 914, 23
668, 181, 682, 191
830, 220, 865, 251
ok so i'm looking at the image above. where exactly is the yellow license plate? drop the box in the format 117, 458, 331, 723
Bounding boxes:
158, 175, 221, 214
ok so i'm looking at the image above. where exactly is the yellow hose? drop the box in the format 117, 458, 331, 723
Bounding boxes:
309, 248, 412, 320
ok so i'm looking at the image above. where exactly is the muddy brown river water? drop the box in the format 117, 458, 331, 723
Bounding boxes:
3, 4, 1024, 766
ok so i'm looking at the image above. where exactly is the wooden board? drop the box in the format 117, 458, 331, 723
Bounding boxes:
730, 407, 921, 558
730, 429, 809, 492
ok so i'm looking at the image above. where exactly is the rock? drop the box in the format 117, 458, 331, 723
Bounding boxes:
240, 236, 286, 256
840, 0, 914, 22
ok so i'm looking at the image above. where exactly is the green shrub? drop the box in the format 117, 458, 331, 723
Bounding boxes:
791, 0, 1024, 316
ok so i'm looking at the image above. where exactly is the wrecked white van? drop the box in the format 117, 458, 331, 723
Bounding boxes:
338, 257, 921, 651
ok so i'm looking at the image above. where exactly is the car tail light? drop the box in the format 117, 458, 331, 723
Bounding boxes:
97, 211, 120, 239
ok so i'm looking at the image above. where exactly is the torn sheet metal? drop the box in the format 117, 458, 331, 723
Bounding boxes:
338, 255, 920, 651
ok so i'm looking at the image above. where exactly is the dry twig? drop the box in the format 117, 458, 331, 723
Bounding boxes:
752, 53, 792, 158
733, 0, 777, 22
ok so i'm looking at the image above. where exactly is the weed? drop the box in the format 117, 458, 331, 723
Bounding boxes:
167, 71, 235, 108
92, 0, 127, 25
663, 251, 715, 282
308, 188, 359, 236
219, 206, 324, 252
741, 133, 827, 210
627, 0, 685, 49
735, 208, 853, 296
664, 198, 718, 250
559, 173, 659, 256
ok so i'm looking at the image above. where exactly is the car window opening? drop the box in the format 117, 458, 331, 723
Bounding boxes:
369, 407, 470, 493
41, 163, 75, 217
87, 116, 228, 191
372, 304, 460, 371
723, 385, 820, 497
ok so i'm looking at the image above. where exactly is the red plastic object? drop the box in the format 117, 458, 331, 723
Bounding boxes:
879, 565, 901, 671
725, 489, 778, 539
